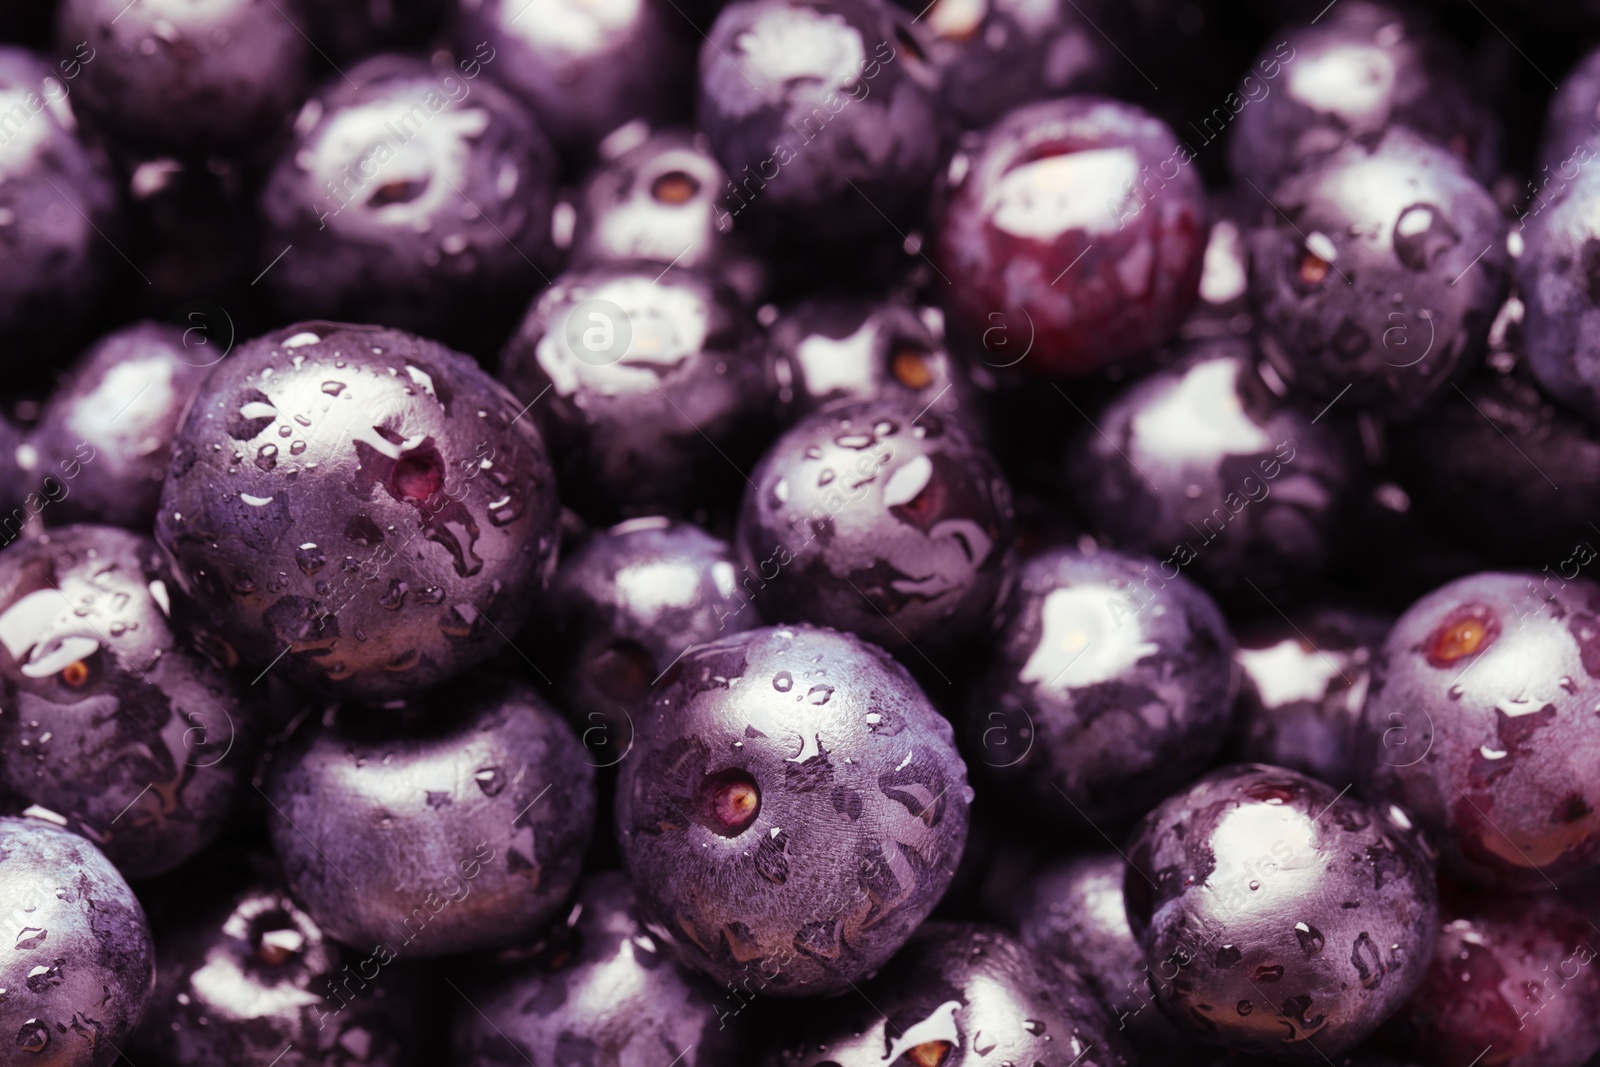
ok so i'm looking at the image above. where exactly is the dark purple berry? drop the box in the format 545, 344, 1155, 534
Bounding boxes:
133, 883, 422, 1067
56, 0, 310, 155
697, 0, 944, 246
1067, 337, 1361, 600
1356, 571, 1600, 889
1226, 2, 1497, 193
1515, 163, 1600, 424
568, 126, 768, 303
1016, 853, 1204, 1064
499, 262, 775, 519
1124, 764, 1439, 1061
453, 871, 749, 1065
969, 544, 1236, 830
30, 322, 211, 530
260, 55, 558, 343
736, 398, 1014, 657
936, 96, 1207, 377
454, 0, 696, 157
766, 923, 1135, 1066
0, 814, 154, 1067
0, 526, 257, 880
1247, 126, 1509, 421
266, 677, 593, 957
1376, 888, 1600, 1067
616, 624, 971, 996
156, 322, 561, 701
1231, 605, 1390, 787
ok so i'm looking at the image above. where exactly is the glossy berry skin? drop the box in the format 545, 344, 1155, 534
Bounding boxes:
0, 816, 154, 1067
0, 46, 118, 349
1376, 889, 1600, 1067
260, 56, 557, 341
969, 545, 1236, 830
935, 96, 1206, 377
1356, 571, 1600, 890
569, 127, 767, 303
1231, 606, 1391, 788
766, 923, 1135, 1067
266, 678, 593, 958
1068, 339, 1360, 600
616, 625, 971, 997
769, 294, 986, 434
1015, 854, 1201, 1064
0, 526, 256, 880
500, 263, 775, 519
1537, 43, 1600, 179
1247, 127, 1509, 422
904, 0, 1129, 131
1394, 341, 1600, 560
455, 0, 695, 156
157, 322, 561, 701
736, 399, 1014, 656
56, 0, 309, 155
544, 516, 756, 751
133, 885, 421, 1067
307, 0, 448, 60
1226, 2, 1497, 193
31, 322, 211, 529
1124, 765, 1439, 1062
1514, 164, 1600, 425
453, 871, 747, 1066
697, 0, 944, 245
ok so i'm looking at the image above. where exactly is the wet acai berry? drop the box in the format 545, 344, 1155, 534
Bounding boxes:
1067, 338, 1361, 601
499, 262, 776, 519
765, 922, 1136, 1067
1226, 2, 1498, 193
1230, 605, 1391, 787
696, 0, 944, 246
453, 871, 749, 1065
0, 525, 257, 880
0, 814, 155, 1067
132, 883, 422, 1067
1514, 162, 1600, 425
56, 0, 310, 156
542, 516, 756, 754
902, 0, 1132, 131
1124, 764, 1439, 1062
968, 544, 1237, 831
265, 677, 593, 957
259, 55, 558, 344
736, 398, 1015, 658
768, 292, 986, 434
1356, 571, 1600, 890
156, 322, 560, 700
935, 96, 1207, 377
454, 0, 696, 156
1374, 888, 1600, 1067
1015, 853, 1203, 1064
29, 322, 212, 530
1247, 126, 1509, 422
568, 126, 768, 303
0, 46, 119, 352
616, 624, 971, 996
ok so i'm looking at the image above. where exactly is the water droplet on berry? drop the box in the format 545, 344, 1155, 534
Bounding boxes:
475, 767, 506, 796
773, 671, 793, 692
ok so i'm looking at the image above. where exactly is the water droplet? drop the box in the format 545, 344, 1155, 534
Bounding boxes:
806, 684, 834, 705
1561, 676, 1578, 694
15, 1019, 47, 1053
289, 440, 307, 455
277, 424, 293, 438
321, 381, 346, 396
1237, 1000, 1253, 1016
240, 493, 274, 507
295, 544, 325, 575
773, 479, 789, 504
1253, 964, 1284, 982
1022, 1019, 1045, 1035
817, 468, 835, 486
773, 671, 793, 692
1249, 880, 1261, 891
475, 767, 506, 796
1295, 922, 1325, 958
803, 446, 823, 460
255, 444, 278, 471
1447, 684, 1464, 701
14, 928, 44, 950
1214, 944, 1242, 969
25, 962, 61, 993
